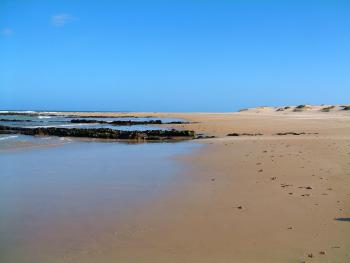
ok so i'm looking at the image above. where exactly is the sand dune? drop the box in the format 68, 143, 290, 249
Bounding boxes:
238, 104, 350, 114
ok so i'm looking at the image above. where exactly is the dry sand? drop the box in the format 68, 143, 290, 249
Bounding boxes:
51, 106, 350, 262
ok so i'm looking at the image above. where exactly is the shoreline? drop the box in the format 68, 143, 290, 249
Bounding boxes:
1, 108, 349, 262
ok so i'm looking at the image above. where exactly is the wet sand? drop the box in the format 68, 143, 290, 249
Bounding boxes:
48, 107, 350, 263
0, 140, 200, 263
2, 107, 350, 262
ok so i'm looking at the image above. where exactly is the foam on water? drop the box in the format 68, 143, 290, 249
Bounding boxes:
0, 110, 36, 114
29, 123, 91, 128
0, 135, 18, 141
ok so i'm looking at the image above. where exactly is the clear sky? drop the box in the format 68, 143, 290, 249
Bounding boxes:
1, 1, 349, 112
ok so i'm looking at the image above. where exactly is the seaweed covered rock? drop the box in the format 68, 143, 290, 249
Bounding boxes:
70, 119, 162, 125
0, 125, 195, 141
70, 119, 188, 125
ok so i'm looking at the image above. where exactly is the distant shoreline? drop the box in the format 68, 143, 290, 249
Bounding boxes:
1, 104, 349, 115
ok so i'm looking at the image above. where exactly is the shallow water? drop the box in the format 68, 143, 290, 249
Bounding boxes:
0, 137, 199, 262
0, 134, 70, 151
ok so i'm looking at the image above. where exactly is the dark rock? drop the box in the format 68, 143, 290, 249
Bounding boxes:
276, 132, 303, 136
70, 119, 163, 125
227, 133, 263, 136
195, 134, 216, 139
70, 119, 106, 124
69, 115, 156, 118
0, 119, 33, 122
0, 112, 40, 116
0, 125, 195, 141
166, 121, 191, 124
70, 119, 189, 125
0, 112, 58, 117
275, 132, 319, 136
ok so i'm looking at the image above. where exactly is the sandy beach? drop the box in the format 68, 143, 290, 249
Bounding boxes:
3, 2, 350, 262
34, 106, 349, 263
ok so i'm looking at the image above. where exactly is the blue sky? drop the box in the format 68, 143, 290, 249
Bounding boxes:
1, 1, 349, 112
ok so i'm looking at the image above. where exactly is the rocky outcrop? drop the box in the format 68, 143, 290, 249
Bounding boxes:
67, 115, 155, 118
0, 112, 38, 116
166, 121, 191, 124
0, 119, 33, 122
227, 133, 263, 136
196, 134, 216, 139
275, 132, 318, 136
70, 119, 189, 125
0, 125, 195, 141
70, 119, 163, 125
